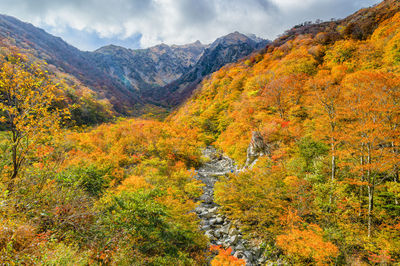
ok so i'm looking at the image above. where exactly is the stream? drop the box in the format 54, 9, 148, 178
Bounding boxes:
194, 147, 266, 265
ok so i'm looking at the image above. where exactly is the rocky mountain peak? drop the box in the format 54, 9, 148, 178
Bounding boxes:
94, 44, 128, 54
160, 33, 270, 106
211, 31, 255, 48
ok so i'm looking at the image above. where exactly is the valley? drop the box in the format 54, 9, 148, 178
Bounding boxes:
1, 0, 400, 265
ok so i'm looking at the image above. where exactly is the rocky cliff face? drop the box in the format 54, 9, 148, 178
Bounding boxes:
245, 131, 270, 167
93, 41, 207, 93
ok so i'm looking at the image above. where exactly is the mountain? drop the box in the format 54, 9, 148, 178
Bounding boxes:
94, 41, 206, 89
90, 32, 268, 107
91, 41, 208, 108
159, 32, 269, 106
0, 14, 268, 114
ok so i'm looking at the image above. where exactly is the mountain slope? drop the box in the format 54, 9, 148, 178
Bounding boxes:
170, 0, 400, 263
0, 14, 140, 114
160, 32, 269, 106
172, 0, 400, 162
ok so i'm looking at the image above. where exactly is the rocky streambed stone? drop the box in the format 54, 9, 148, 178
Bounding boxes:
194, 147, 267, 265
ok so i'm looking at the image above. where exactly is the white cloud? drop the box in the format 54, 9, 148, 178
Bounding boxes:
0, 0, 382, 50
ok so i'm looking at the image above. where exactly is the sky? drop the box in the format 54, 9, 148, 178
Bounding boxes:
0, 0, 382, 51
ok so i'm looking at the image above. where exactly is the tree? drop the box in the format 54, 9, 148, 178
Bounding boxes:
277, 211, 339, 265
343, 71, 399, 238
210, 245, 245, 266
0, 51, 68, 189
309, 69, 344, 183
263, 73, 306, 121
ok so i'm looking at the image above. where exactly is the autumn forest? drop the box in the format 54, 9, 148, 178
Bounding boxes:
1, 0, 400, 265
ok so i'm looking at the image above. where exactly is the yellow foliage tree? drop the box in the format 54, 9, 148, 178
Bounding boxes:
0, 51, 68, 189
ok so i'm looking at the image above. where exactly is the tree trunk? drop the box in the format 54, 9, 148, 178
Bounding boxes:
395, 172, 399, 205
329, 136, 336, 209
331, 137, 336, 182
367, 184, 374, 238
359, 149, 364, 217
367, 144, 374, 238
391, 142, 399, 205
8, 130, 19, 191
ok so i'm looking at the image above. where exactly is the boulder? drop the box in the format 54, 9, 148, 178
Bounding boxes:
244, 251, 253, 262
221, 225, 230, 235
209, 207, 218, 214
195, 207, 204, 214
229, 227, 239, 235
202, 211, 214, 219
253, 247, 262, 258
202, 225, 211, 231
213, 230, 222, 238
235, 243, 245, 251
234, 251, 244, 259
230, 235, 239, 245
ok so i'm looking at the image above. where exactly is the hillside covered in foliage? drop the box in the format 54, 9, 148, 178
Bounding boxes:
1, 0, 400, 265
171, 0, 400, 264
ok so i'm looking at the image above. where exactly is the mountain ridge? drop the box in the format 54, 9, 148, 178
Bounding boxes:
0, 14, 268, 114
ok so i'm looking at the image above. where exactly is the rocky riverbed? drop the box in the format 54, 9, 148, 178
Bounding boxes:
194, 147, 267, 265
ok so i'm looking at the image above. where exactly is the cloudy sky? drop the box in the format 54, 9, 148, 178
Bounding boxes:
0, 0, 381, 51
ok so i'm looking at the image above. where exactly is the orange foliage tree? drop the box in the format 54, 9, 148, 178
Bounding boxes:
210, 245, 245, 266
276, 210, 339, 265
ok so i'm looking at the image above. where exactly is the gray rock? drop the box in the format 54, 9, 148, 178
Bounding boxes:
209, 207, 218, 214
230, 235, 239, 245
195, 147, 265, 265
245, 131, 270, 167
235, 243, 245, 251
201, 225, 211, 231
244, 251, 253, 262
229, 227, 239, 235
195, 207, 204, 214
222, 242, 230, 248
221, 225, 229, 235
216, 217, 224, 224
213, 230, 222, 238
234, 251, 244, 259
202, 211, 214, 219
253, 248, 262, 258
